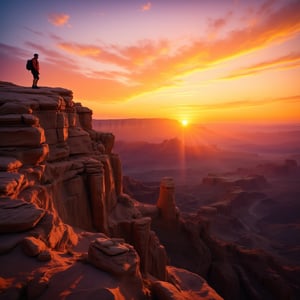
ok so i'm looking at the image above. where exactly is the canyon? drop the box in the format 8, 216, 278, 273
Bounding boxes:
0, 81, 299, 300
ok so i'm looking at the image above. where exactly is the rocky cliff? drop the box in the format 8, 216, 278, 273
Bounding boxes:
0, 82, 222, 300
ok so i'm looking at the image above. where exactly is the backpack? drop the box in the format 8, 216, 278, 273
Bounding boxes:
26, 59, 33, 70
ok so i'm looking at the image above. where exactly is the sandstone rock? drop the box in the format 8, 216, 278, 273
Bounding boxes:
89, 131, 115, 154
19, 144, 49, 165
88, 171, 108, 233
68, 127, 93, 155
68, 111, 77, 127
44, 128, 58, 144
0, 156, 22, 171
76, 104, 93, 130
100, 132, 115, 154
0, 198, 45, 232
100, 155, 118, 213
151, 278, 221, 300
57, 127, 68, 142
151, 280, 186, 300
136, 203, 159, 218
37, 249, 52, 261
0, 171, 25, 198
167, 266, 223, 299
88, 237, 141, 277
0, 102, 32, 114
110, 153, 123, 196
0, 113, 39, 126
147, 232, 168, 281
151, 278, 223, 300
0, 145, 49, 166
157, 177, 179, 224
133, 217, 151, 273
21, 236, 46, 257
47, 143, 70, 162
30, 211, 78, 250
94, 239, 128, 256
34, 110, 57, 129
0, 127, 45, 147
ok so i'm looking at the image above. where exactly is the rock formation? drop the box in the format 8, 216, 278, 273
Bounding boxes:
156, 177, 179, 225
0, 82, 221, 300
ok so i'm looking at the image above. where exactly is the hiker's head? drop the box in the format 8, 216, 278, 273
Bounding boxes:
34, 53, 39, 58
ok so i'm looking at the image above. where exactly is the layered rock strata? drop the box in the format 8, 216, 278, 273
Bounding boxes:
0, 82, 221, 299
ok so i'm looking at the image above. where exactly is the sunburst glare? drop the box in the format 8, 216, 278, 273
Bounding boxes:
181, 119, 189, 127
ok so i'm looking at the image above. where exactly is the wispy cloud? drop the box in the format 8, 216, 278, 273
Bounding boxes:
24, 41, 78, 69
175, 95, 300, 111
56, 39, 172, 72
141, 2, 152, 12
206, 12, 232, 39
221, 52, 300, 80
48, 13, 70, 27
0, 43, 27, 58
23, 27, 44, 37
58, 43, 102, 57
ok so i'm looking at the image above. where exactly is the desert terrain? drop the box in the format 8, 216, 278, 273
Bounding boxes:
95, 118, 300, 297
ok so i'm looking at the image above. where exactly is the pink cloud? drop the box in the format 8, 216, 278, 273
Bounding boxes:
48, 13, 70, 27
141, 2, 151, 12
58, 43, 102, 57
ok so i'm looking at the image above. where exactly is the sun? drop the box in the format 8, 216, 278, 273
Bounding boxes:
181, 119, 189, 127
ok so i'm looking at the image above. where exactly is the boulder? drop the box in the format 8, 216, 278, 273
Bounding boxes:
88, 237, 141, 277
21, 236, 47, 257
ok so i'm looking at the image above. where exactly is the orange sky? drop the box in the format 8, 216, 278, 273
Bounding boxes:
1, 0, 300, 123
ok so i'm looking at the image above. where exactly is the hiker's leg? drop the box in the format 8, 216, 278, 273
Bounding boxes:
35, 73, 39, 88
32, 71, 39, 88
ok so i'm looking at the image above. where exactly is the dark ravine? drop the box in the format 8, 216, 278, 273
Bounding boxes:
0, 82, 299, 300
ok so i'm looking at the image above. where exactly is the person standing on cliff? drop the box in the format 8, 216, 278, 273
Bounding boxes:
31, 53, 40, 89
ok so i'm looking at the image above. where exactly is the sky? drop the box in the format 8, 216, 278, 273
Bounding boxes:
0, 0, 300, 124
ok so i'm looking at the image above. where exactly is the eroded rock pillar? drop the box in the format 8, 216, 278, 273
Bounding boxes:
156, 177, 178, 224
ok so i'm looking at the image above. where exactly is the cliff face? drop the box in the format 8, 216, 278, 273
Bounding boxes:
0, 82, 221, 300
